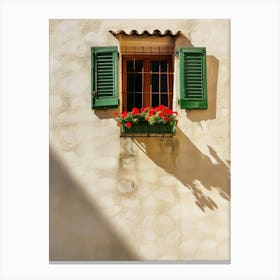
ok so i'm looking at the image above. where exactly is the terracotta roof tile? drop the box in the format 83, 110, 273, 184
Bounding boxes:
109, 29, 180, 38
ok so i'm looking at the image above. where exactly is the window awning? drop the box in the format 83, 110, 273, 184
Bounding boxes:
109, 29, 181, 39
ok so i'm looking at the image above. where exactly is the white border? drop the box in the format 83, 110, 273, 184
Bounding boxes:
1, 0, 279, 279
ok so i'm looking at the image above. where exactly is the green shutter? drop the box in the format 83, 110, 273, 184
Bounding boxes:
91, 46, 119, 108
179, 47, 207, 109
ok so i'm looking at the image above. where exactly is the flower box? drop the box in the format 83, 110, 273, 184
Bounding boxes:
115, 105, 178, 137
120, 121, 176, 136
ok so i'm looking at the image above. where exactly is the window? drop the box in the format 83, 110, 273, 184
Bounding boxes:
122, 55, 173, 111
91, 46, 207, 111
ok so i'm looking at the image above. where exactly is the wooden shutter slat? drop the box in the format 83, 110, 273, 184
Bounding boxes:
96, 49, 114, 97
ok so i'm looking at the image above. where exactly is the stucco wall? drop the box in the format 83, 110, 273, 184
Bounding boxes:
50, 19, 230, 160
49, 19, 230, 261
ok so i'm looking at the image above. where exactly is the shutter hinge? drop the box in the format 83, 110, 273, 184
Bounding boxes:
92, 91, 98, 99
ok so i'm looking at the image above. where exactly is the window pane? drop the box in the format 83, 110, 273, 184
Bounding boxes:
135, 60, 143, 72
127, 73, 135, 92
127, 93, 142, 111
160, 74, 167, 93
152, 94, 159, 107
151, 61, 159, 72
127, 60, 143, 72
127, 93, 134, 111
127, 60, 134, 72
135, 93, 142, 108
152, 74, 159, 92
135, 73, 142, 93
161, 61, 167, 72
161, 94, 168, 107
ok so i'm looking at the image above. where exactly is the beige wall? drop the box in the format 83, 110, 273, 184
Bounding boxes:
50, 19, 230, 160
49, 19, 230, 261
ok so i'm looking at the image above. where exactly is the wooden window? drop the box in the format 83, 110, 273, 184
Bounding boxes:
122, 55, 173, 111
179, 47, 207, 109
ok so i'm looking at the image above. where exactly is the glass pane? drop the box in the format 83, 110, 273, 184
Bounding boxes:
151, 61, 159, 72
152, 94, 159, 107
161, 61, 167, 72
127, 93, 134, 111
135, 73, 142, 93
160, 74, 167, 93
127, 60, 134, 72
135, 60, 143, 72
127, 73, 135, 92
152, 74, 159, 92
127, 60, 143, 72
135, 93, 142, 108
161, 94, 168, 107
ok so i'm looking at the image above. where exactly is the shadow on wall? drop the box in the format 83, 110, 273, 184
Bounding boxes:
176, 33, 220, 122
134, 128, 230, 212
175, 33, 193, 48
94, 108, 119, 119
49, 148, 138, 261
186, 56, 219, 122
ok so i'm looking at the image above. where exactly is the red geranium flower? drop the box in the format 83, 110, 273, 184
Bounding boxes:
141, 107, 150, 112
122, 111, 128, 118
148, 108, 156, 116
164, 109, 173, 115
155, 105, 165, 111
115, 106, 178, 128
132, 107, 140, 115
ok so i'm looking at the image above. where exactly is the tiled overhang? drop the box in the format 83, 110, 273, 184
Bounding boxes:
109, 29, 181, 39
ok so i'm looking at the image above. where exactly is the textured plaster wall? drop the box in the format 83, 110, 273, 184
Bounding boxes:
175, 20, 230, 161
49, 19, 230, 261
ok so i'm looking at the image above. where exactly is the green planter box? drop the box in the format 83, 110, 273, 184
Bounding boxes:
121, 122, 176, 137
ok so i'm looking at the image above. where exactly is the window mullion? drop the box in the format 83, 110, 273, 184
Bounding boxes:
167, 62, 169, 107
159, 62, 161, 105
143, 58, 150, 108
133, 58, 135, 108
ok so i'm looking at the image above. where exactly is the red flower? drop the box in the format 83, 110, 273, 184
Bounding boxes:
132, 107, 140, 115
164, 116, 169, 122
141, 107, 149, 112
164, 109, 173, 115
159, 112, 165, 117
114, 112, 120, 117
122, 111, 128, 118
155, 105, 165, 111
148, 108, 156, 116
125, 122, 132, 128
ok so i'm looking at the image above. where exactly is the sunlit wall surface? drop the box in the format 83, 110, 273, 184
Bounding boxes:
49, 19, 230, 262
